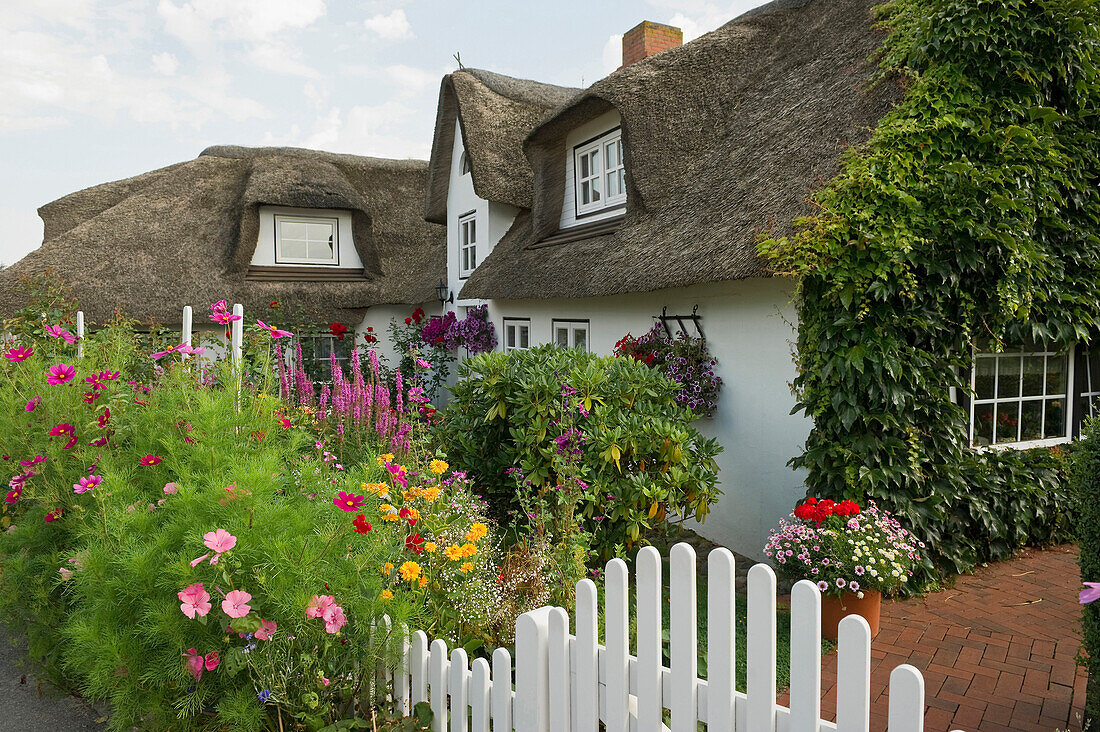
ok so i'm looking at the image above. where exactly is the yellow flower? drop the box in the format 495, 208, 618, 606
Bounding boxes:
418, 576, 428, 588
406, 508, 421, 523
377, 453, 394, 466
422, 486, 441, 502
364, 482, 391, 499
444, 545, 463, 561
465, 523, 488, 542
459, 562, 474, 573
381, 590, 393, 601
402, 489, 420, 502
461, 543, 478, 558
382, 513, 400, 522
399, 561, 422, 582
424, 542, 437, 553
382, 562, 394, 575
429, 459, 449, 475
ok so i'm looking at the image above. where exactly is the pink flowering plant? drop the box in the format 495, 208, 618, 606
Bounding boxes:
764, 498, 923, 597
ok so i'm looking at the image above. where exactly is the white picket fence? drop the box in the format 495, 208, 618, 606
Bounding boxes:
379, 543, 962, 732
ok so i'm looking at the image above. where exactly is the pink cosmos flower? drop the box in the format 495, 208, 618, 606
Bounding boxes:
203, 528, 237, 554
139, 454, 162, 466
73, 475, 102, 494
49, 423, 74, 439
5, 346, 33, 363
94, 370, 119, 382
97, 409, 110, 428
25, 397, 40, 412
254, 619, 277, 641
256, 320, 293, 339
178, 582, 212, 619
209, 300, 242, 325
386, 463, 408, 488
63, 435, 78, 449
222, 590, 252, 618
306, 595, 336, 619
163, 482, 179, 495
333, 491, 365, 512
9, 471, 32, 488
1081, 582, 1100, 605
44, 324, 76, 344
322, 604, 347, 634
5, 488, 21, 504
183, 648, 204, 681
88, 437, 109, 447
44, 508, 63, 522
47, 363, 76, 385
20, 455, 47, 466
150, 344, 186, 360
415, 358, 432, 369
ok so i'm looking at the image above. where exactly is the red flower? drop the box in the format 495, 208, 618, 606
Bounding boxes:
412, 307, 425, 325
269, 301, 281, 309
352, 514, 372, 534
44, 508, 63, 522
329, 322, 349, 340
404, 317, 412, 325
405, 533, 425, 554
83, 391, 100, 404
139, 454, 162, 466
97, 408, 110, 428
398, 507, 416, 527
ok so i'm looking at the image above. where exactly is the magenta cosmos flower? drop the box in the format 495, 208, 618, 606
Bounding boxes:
139, 454, 162, 466
49, 423, 74, 439
203, 528, 237, 554
44, 324, 76, 344
1081, 582, 1100, 605
209, 300, 242, 325
73, 475, 102, 494
25, 396, 40, 412
333, 491, 366, 512
222, 590, 252, 618
20, 454, 47, 466
47, 363, 76, 385
178, 582, 212, 619
5, 346, 32, 363
256, 320, 293, 339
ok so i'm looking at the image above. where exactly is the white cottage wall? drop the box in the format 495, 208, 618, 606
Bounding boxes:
481, 277, 809, 560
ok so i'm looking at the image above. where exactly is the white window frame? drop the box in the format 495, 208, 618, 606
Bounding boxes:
458, 211, 477, 278
503, 318, 531, 353
968, 345, 1073, 449
574, 128, 626, 218
273, 214, 339, 266
1080, 348, 1100, 423
552, 319, 589, 351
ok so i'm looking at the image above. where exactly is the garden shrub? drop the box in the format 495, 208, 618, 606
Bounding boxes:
0, 307, 510, 731
437, 345, 722, 559
758, 0, 1099, 583
613, 322, 723, 417
1074, 418, 1100, 727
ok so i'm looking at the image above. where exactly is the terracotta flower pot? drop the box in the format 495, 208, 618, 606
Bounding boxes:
820, 588, 881, 641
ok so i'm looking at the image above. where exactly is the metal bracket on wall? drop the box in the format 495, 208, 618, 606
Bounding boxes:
656, 305, 705, 340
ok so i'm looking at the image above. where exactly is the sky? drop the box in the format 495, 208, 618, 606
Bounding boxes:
0, 0, 770, 266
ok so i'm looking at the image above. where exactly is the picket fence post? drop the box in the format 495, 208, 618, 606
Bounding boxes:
790, 579, 822, 732
181, 305, 192, 348
747, 562, 778, 731
514, 607, 552, 732
75, 311, 84, 357
231, 303, 243, 369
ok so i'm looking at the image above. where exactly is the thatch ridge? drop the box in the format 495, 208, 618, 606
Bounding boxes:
0, 147, 444, 325
460, 0, 902, 300
424, 69, 579, 224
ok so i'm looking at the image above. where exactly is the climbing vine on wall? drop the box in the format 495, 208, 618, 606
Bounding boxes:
759, 0, 1099, 583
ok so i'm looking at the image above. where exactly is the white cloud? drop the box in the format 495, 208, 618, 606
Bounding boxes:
152, 51, 178, 75
645, 0, 769, 41
0, 205, 45, 267
157, 0, 327, 48
601, 33, 623, 76
263, 102, 429, 159
362, 9, 413, 40
248, 43, 320, 78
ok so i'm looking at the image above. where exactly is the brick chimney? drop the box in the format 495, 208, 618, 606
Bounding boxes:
621, 21, 683, 67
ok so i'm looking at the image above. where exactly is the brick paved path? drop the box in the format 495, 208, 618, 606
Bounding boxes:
780, 544, 1086, 731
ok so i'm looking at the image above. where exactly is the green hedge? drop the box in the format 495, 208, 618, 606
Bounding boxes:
436, 345, 722, 558
1075, 419, 1100, 726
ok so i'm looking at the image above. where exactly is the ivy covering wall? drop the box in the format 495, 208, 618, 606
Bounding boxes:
760, 0, 1099, 582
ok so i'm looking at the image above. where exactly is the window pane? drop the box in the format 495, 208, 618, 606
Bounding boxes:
469, 220, 476, 243
607, 172, 619, 198
307, 240, 333, 260
995, 403, 1020, 444
506, 326, 516, 349
555, 328, 569, 348
580, 154, 589, 178
590, 176, 600, 202
974, 357, 995, 400
279, 221, 307, 239
1046, 398, 1066, 438
1021, 355, 1046, 397
280, 239, 308, 259
606, 140, 619, 168
1091, 351, 1100, 390
306, 223, 334, 242
1046, 354, 1066, 394
589, 150, 600, 174
574, 328, 587, 352
1020, 400, 1043, 442
997, 356, 1021, 399
519, 326, 529, 349
581, 181, 590, 205
974, 403, 994, 445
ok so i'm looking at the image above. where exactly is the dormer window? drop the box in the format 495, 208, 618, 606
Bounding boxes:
574, 128, 626, 218
274, 214, 339, 265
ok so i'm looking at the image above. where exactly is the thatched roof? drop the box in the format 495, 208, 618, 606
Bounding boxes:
0, 146, 444, 325
459, 0, 903, 300
424, 69, 579, 224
